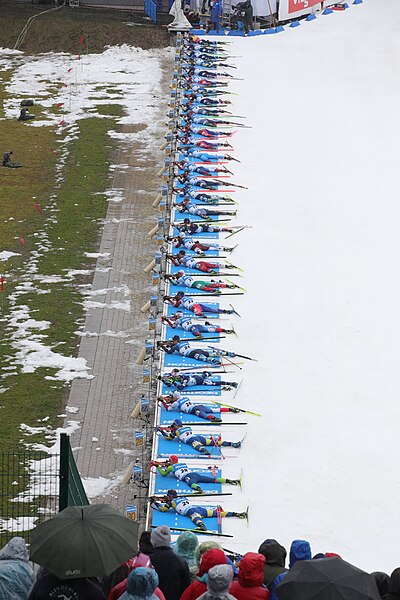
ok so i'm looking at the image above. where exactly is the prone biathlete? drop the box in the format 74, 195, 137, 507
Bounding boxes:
165, 271, 236, 292
151, 455, 240, 492
157, 336, 234, 364
168, 233, 233, 254
167, 250, 236, 273
163, 290, 236, 316
174, 199, 237, 219
159, 368, 238, 390
157, 420, 242, 454
161, 311, 234, 337
174, 219, 235, 235
158, 391, 239, 421
150, 489, 246, 531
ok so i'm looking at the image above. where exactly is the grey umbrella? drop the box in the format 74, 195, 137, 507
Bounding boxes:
30, 504, 139, 579
276, 557, 380, 600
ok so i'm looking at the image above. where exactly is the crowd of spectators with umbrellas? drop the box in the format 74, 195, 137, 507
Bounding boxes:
0, 503, 399, 600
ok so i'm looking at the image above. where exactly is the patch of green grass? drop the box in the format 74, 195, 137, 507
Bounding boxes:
95, 103, 124, 117
0, 111, 119, 455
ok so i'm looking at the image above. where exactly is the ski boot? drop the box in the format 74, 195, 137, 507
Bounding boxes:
231, 441, 241, 448
226, 478, 240, 486
225, 329, 234, 334
230, 407, 241, 413
199, 446, 211, 455
194, 521, 207, 531
231, 382, 239, 389
192, 484, 205, 493
228, 284, 236, 289
210, 357, 220, 364
232, 512, 247, 519
207, 415, 222, 423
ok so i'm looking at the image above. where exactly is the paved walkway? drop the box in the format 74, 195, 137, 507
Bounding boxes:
65, 54, 172, 519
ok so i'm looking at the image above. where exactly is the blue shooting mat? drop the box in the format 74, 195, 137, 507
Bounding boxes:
165, 302, 222, 317
170, 225, 219, 239
157, 434, 224, 459
164, 317, 222, 340
161, 382, 222, 397
163, 351, 220, 369
152, 507, 219, 533
159, 404, 221, 425
172, 210, 209, 223
154, 467, 223, 495
169, 246, 225, 258
165, 280, 222, 297
167, 262, 227, 276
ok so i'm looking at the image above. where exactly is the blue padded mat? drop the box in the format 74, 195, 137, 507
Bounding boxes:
154, 467, 222, 495
163, 351, 221, 369
164, 320, 222, 340
170, 224, 219, 239
152, 508, 219, 533
159, 404, 221, 425
161, 381, 222, 397
157, 434, 223, 458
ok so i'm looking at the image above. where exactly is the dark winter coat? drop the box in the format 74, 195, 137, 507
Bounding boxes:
258, 540, 287, 589
372, 572, 390, 599
150, 546, 190, 600
383, 568, 400, 600
230, 553, 269, 600
181, 549, 227, 600
28, 572, 105, 600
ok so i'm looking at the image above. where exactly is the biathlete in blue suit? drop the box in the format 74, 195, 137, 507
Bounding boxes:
157, 420, 241, 455
151, 455, 240, 492
159, 368, 238, 391
150, 489, 246, 530
162, 312, 233, 337
158, 390, 240, 421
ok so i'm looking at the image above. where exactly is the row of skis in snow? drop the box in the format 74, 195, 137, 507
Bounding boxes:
147, 34, 257, 539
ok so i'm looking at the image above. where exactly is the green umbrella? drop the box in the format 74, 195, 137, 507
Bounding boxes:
30, 504, 139, 580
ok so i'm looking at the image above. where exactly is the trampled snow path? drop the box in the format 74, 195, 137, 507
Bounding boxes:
207, 0, 400, 573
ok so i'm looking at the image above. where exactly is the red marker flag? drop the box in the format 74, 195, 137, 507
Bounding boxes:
58, 120, 65, 127
78, 52, 81, 61
56, 102, 64, 107
79, 35, 86, 44
67, 67, 73, 73
50, 148, 59, 155
19, 238, 25, 247
0, 276, 5, 292
34, 203, 43, 215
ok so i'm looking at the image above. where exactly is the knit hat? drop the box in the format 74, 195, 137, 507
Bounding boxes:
151, 525, 171, 548
125, 567, 159, 600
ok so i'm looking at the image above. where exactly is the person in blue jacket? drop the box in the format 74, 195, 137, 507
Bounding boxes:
269, 540, 312, 600
209, 0, 222, 32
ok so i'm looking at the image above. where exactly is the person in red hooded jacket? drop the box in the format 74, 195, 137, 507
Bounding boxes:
108, 554, 166, 600
181, 549, 227, 600
230, 553, 269, 600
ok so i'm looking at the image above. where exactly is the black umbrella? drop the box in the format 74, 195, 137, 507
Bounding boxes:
276, 557, 380, 600
30, 504, 139, 579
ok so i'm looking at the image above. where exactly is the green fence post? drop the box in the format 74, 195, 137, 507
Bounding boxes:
59, 433, 69, 512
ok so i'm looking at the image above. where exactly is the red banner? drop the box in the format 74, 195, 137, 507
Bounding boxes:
288, 0, 321, 13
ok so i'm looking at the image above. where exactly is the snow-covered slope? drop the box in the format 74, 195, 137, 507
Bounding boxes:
219, 0, 400, 572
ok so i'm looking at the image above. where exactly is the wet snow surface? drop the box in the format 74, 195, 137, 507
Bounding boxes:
212, 0, 400, 572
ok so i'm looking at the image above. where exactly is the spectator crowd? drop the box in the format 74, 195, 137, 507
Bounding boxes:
0, 526, 399, 600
